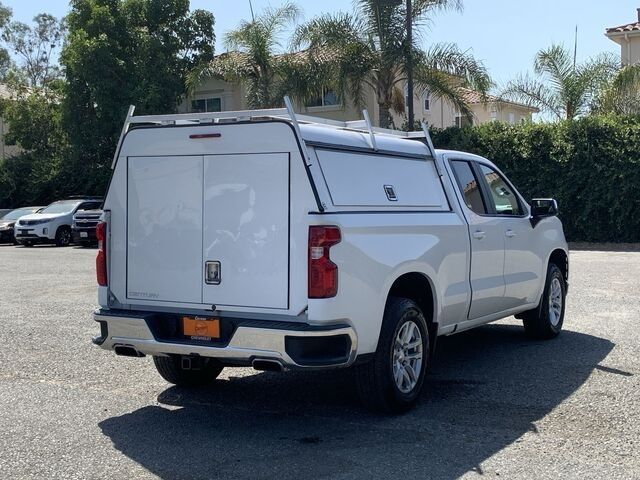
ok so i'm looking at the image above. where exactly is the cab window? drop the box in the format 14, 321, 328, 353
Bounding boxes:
478, 164, 522, 216
450, 160, 487, 214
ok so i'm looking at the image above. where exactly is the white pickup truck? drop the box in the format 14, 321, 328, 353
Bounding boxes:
92, 103, 568, 413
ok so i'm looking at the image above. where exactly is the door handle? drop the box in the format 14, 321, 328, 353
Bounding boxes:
472, 230, 486, 240
505, 229, 517, 238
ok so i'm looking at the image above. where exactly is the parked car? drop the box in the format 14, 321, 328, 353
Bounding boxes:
0, 209, 11, 219
15, 197, 103, 247
0, 206, 44, 244
92, 105, 568, 413
72, 208, 103, 246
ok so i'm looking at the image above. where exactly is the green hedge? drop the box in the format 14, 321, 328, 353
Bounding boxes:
430, 116, 640, 243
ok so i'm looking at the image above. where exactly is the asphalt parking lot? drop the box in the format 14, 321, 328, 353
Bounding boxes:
0, 245, 638, 479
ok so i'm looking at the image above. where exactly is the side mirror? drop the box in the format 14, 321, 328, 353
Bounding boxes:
530, 198, 558, 228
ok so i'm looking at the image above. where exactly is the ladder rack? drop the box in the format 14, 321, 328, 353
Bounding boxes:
115, 96, 437, 167
124, 97, 432, 139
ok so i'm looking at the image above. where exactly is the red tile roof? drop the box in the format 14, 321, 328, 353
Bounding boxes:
606, 10, 640, 34
606, 22, 640, 34
460, 88, 496, 104
459, 88, 538, 112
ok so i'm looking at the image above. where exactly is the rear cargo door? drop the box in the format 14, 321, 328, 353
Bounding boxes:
127, 156, 203, 304
202, 153, 290, 309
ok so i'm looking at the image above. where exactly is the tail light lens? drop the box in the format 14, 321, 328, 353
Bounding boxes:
308, 226, 341, 298
96, 221, 108, 286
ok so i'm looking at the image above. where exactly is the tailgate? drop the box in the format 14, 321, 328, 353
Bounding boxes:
126, 153, 290, 309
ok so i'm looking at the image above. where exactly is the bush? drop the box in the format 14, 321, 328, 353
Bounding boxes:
430, 116, 640, 242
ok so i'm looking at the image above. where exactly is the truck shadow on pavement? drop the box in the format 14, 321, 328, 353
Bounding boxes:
99, 324, 614, 480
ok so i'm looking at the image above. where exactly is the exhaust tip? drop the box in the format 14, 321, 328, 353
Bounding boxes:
114, 345, 145, 358
252, 359, 284, 372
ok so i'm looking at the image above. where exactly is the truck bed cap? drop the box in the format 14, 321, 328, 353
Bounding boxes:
298, 124, 432, 158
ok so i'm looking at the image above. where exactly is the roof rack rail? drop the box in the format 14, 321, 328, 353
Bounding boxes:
112, 97, 437, 167
122, 99, 432, 137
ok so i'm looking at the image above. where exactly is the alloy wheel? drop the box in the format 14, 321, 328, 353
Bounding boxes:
392, 320, 423, 394
548, 277, 563, 326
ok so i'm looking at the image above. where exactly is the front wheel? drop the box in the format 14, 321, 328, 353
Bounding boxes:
523, 263, 566, 339
153, 355, 223, 386
55, 226, 71, 247
355, 297, 429, 414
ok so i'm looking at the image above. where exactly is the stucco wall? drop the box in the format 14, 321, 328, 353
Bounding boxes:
621, 35, 640, 65
607, 32, 640, 66
186, 77, 534, 128
178, 77, 245, 113
389, 95, 459, 129
472, 102, 534, 124
0, 117, 21, 160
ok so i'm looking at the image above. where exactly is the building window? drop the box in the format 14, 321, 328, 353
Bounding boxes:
191, 97, 222, 113
423, 90, 430, 111
508, 112, 515, 124
404, 84, 425, 112
307, 89, 340, 108
490, 105, 498, 121
455, 113, 473, 128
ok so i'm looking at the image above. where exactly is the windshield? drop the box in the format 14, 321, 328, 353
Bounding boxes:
3, 207, 40, 220
41, 201, 82, 215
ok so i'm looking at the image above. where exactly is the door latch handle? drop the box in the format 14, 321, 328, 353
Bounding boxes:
505, 230, 517, 238
472, 230, 486, 240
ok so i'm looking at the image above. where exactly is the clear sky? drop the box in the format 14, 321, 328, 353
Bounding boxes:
3, 0, 638, 88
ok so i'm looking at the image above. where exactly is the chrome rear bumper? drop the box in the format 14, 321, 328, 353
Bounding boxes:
93, 309, 357, 369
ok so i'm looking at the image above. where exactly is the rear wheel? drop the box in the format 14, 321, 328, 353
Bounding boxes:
523, 263, 566, 339
152, 355, 223, 386
355, 297, 429, 413
55, 226, 71, 247
22, 241, 33, 247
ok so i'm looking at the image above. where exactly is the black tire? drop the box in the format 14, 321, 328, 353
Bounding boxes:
523, 263, 566, 339
22, 241, 33, 247
152, 355, 223, 386
355, 297, 429, 414
55, 226, 72, 247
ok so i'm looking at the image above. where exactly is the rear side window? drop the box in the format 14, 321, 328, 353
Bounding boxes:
450, 160, 486, 214
478, 164, 523, 216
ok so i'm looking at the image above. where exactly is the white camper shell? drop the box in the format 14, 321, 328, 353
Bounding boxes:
93, 101, 568, 412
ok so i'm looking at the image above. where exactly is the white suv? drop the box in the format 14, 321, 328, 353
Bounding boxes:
15, 198, 103, 247
92, 105, 568, 413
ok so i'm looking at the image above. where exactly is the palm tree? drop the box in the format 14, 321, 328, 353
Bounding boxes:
595, 63, 640, 115
501, 44, 619, 120
188, 2, 303, 109
293, 0, 492, 128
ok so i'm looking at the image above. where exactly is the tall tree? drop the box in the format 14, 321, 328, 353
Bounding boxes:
0, 88, 67, 205
502, 44, 618, 120
1, 12, 66, 87
61, 0, 215, 195
0, 2, 11, 78
189, 2, 301, 109
594, 64, 640, 115
293, 0, 492, 128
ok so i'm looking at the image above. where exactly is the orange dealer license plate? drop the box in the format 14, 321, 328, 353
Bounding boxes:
182, 316, 220, 341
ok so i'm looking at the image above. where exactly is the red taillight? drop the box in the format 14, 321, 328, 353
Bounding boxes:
308, 226, 341, 298
96, 221, 108, 286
